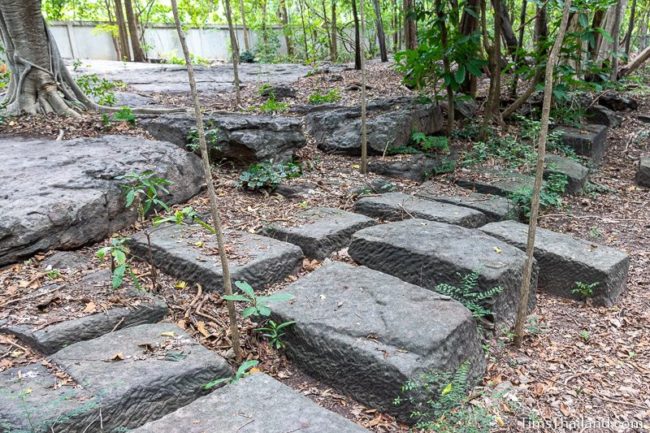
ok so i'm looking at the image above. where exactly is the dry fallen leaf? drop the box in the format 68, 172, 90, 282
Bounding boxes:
196, 321, 210, 338
83, 301, 97, 314
110, 352, 125, 361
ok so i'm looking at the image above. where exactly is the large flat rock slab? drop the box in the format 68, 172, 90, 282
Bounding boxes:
268, 262, 485, 420
2, 294, 167, 355
456, 170, 535, 198
479, 221, 630, 306
131, 373, 369, 433
555, 124, 608, 163
306, 97, 444, 155
637, 156, 650, 187
141, 112, 306, 163
349, 219, 538, 324
0, 135, 203, 266
354, 192, 487, 228
415, 183, 516, 222
263, 207, 376, 260
129, 224, 303, 291
0, 324, 230, 433
544, 154, 589, 194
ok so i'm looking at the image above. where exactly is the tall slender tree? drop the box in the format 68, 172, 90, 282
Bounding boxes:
123, 0, 145, 61
372, 0, 389, 61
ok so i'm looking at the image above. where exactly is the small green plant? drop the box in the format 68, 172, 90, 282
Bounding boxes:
588, 227, 603, 239
239, 161, 301, 191
72, 59, 83, 72
510, 173, 568, 219
223, 281, 294, 318
75, 73, 121, 106
411, 132, 449, 153
571, 281, 599, 300
434, 272, 503, 320
258, 83, 274, 97
256, 320, 296, 349
308, 89, 341, 104
153, 206, 215, 234
204, 359, 259, 390
186, 127, 221, 152
119, 170, 172, 221
525, 315, 544, 336
394, 362, 493, 433
240, 50, 256, 63
45, 269, 61, 280
96, 237, 139, 289
110, 106, 136, 125
257, 97, 288, 113
579, 330, 590, 342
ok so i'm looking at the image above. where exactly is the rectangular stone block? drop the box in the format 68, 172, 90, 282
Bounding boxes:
555, 124, 608, 163
544, 154, 589, 195
130, 373, 370, 433
415, 184, 516, 222
637, 156, 650, 187
0, 324, 230, 433
479, 220, 630, 306
354, 192, 487, 228
129, 224, 303, 291
263, 207, 376, 260
348, 219, 538, 324
267, 262, 486, 421
455, 170, 535, 198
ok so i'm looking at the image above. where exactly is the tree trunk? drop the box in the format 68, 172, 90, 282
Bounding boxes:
514, 0, 572, 346
436, 0, 454, 135
509, 0, 527, 97
491, 0, 517, 57
124, 0, 145, 62
238, 0, 250, 51
280, 0, 294, 57
482, 0, 502, 130
372, 0, 389, 61
331, 0, 338, 61
262, 0, 269, 45
298, 0, 310, 60
403, 0, 417, 49
352, 0, 362, 70
459, 0, 480, 96
321, 0, 333, 57
0, 0, 85, 116
223, 0, 241, 105
360, 0, 369, 174
610, 0, 624, 80
114, 0, 130, 61
170, 0, 243, 363
618, 45, 650, 77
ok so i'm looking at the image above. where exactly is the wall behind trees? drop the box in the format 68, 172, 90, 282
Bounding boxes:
49, 21, 289, 61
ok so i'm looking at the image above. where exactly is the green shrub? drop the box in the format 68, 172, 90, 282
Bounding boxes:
308, 89, 341, 104
239, 161, 302, 191
434, 271, 503, 320
411, 132, 449, 153
509, 173, 568, 219
186, 127, 221, 152
240, 51, 256, 63
76, 73, 122, 106
571, 281, 598, 300
108, 106, 136, 125
257, 97, 288, 113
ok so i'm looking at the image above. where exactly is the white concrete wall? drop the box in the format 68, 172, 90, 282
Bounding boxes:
49, 21, 288, 61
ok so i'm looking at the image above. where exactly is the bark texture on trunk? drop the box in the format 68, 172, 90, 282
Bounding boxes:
372, 0, 389, 61
124, 0, 145, 62
404, 0, 417, 49
0, 0, 84, 115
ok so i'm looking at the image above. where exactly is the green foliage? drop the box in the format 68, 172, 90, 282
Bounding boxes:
240, 51, 256, 63
254, 30, 281, 63
411, 132, 449, 153
257, 97, 288, 113
434, 272, 503, 320
395, 362, 493, 433
153, 206, 215, 234
572, 281, 599, 300
96, 237, 138, 289
119, 170, 172, 220
204, 360, 259, 390
223, 281, 294, 319
75, 73, 122, 106
239, 161, 301, 191
509, 173, 568, 219
45, 269, 62, 280
307, 89, 341, 104
256, 320, 296, 349
186, 127, 221, 152
162, 51, 210, 66
579, 330, 591, 342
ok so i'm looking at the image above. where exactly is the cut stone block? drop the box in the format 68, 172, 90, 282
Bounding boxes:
130, 373, 370, 433
267, 262, 486, 421
637, 157, 650, 187
0, 324, 230, 433
263, 207, 376, 260
544, 154, 589, 195
555, 124, 608, 163
129, 224, 303, 292
598, 93, 638, 111
354, 192, 487, 228
586, 105, 622, 127
456, 170, 535, 197
2, 297, 168, 355
415, 183, 516, 222
479, 220, 630, 306
349, 219, 538, 324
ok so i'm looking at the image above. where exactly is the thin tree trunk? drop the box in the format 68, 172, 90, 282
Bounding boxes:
321, 0, 333, 57
331, 0, 338, 61
280, 0, 295, 57
436, 0, 454, 134
483, 0, 502, 131
392, 0, 399, 51
352, 0, 362, 69
298, 0, 309, 60
404, 0, 417, 49
491, 0, 517, 57
624, 0, 637, 56
509, 0, 527, 97
262, 0, 269, 45
360, 0, 369, 174
238, 0, 250, 51
372, 0, 389, 61
611, 0, 623, 80
114, 0, 130, 60
514, 0, 572, 347
459, 0, 480, 96
170, 0, 243, 362
223, 0, 241, 105
124, 0, 145, 62
618, 45, 650, 77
